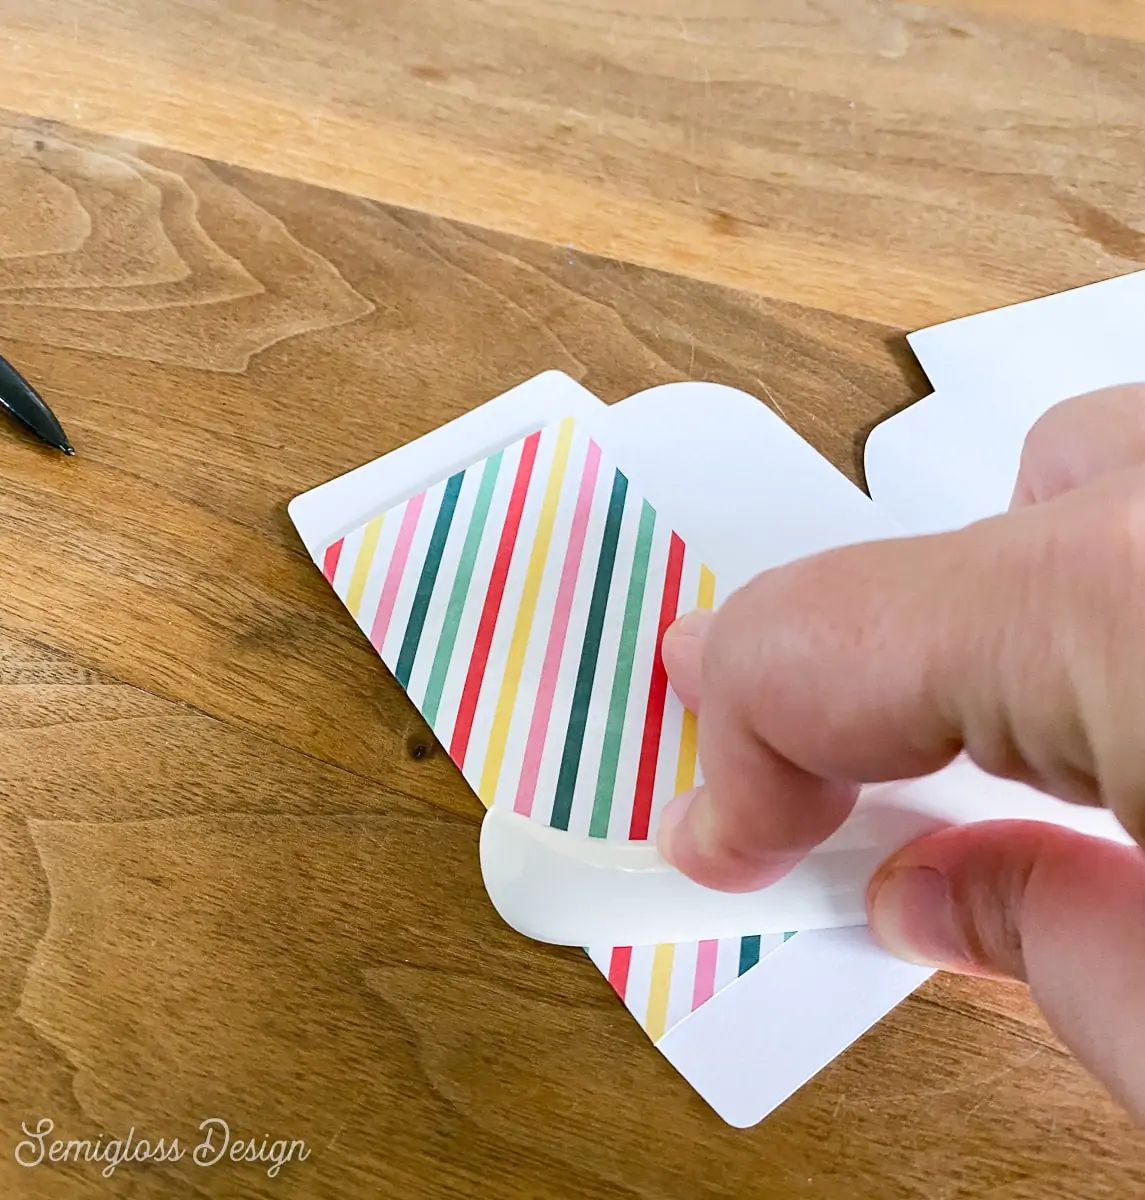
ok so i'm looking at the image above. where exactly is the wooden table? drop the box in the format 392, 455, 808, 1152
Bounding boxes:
0, 4, 1142, 1197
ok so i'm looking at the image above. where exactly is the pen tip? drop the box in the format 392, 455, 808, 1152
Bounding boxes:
61, 443, 75, 456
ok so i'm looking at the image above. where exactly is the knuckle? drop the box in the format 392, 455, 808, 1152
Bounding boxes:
1043, 471, 1145, 603
1080, 475, 1145, 595
1037, 474, 1145, 825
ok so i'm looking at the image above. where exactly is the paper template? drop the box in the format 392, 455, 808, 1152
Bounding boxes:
864, 392, 1000, 535
867, 270, 1145, 533
293, 373, 938, 1128
908, 268, 1145, 401
295, 265, 1144, 1123
319, 417, 792, 1042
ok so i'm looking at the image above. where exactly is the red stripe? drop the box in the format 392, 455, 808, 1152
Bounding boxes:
628, 533, 686, 840
607, 946, 633, 997
321, 538, 344, 583
449, 431, 542, 766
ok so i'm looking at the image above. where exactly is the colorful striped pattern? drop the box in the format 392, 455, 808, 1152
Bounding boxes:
319, 419, 793, 1042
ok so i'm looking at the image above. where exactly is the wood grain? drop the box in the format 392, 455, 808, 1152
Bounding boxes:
1, 2, 1144, 331
0, 112, 929, 795
0, 107, 1141, 1197
921, 0, 1145, 40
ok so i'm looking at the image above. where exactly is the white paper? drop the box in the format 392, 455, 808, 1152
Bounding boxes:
481, 756, 1128, 950
909, 269, 1145, 400
289, 371, 609, 548
864, 391, 1012, 535
867, 270, 1145, 533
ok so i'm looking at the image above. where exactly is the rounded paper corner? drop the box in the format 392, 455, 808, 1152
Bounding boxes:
622, 380, 775, 427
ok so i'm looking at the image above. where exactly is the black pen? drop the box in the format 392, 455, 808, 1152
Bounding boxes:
0, 354, 74, 455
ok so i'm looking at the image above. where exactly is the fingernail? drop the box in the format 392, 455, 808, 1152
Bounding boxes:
667, 608, 714, 641
657, 787, 715, 862
868, 865, 971, 969
658, 787, 802, 890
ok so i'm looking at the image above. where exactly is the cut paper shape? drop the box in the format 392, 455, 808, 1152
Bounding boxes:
320, 417, 792, 1040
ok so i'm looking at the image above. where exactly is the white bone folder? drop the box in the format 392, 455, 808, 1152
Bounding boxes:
479, 756, 1132, 947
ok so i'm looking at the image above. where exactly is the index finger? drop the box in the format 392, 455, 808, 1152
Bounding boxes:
657, 514, 1044, 891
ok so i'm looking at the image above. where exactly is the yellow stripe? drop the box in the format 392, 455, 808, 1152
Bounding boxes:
673, 563, 717, 792
697, 564, 716, 610
345, 514, 385, 617
645, 943, 676, 1041
478, 418, 576, 803
675, 711, 700, 794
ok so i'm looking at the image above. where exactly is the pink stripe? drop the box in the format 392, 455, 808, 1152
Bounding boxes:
692, 940, 719, 1009
608, 946, 633, 998
512, 441, 602, 815
322, 538, 344, 584
368, 492, 427, 651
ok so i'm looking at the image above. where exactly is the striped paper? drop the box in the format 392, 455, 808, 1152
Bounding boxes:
320, 418, 793, 1041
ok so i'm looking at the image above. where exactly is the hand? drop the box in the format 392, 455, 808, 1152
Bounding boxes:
657, 384, 1145, 1119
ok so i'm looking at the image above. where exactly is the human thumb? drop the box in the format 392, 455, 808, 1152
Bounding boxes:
867, 820, 1145, 1120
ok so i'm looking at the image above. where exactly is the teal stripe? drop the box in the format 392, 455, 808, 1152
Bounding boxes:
394, 471, 465, 688
588, 499, 656, 838
738, 935, 762, 976
782, 931, 797, 942
550, 469, 628, 831
420, 452, 503, 725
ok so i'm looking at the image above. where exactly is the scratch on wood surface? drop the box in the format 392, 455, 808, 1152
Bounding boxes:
880, 1044, 1046, 1108
754, 374, 791, 424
